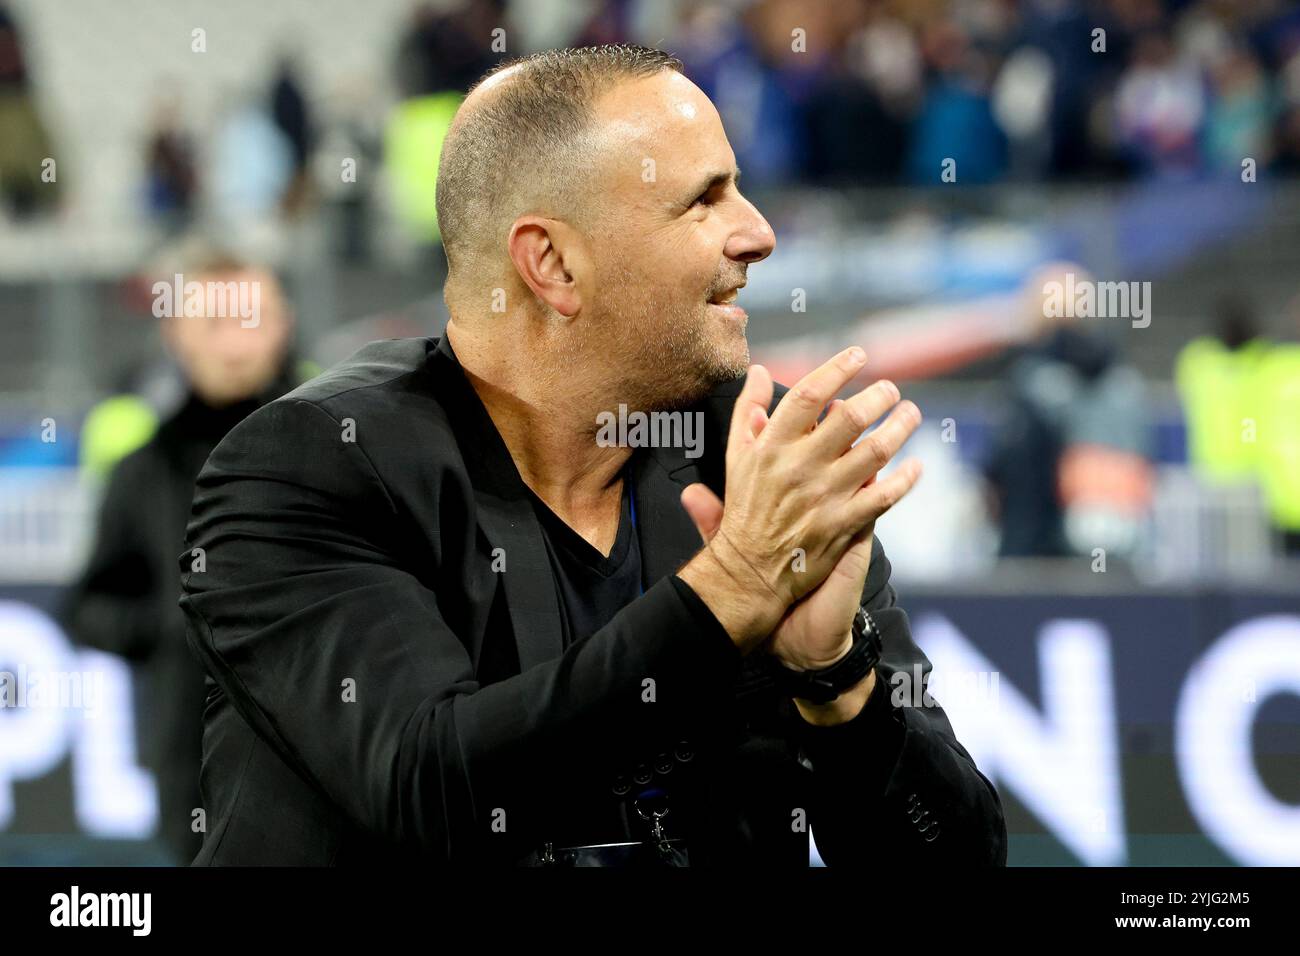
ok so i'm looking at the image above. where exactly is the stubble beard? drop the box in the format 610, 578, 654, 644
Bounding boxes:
601, 292, 749, 414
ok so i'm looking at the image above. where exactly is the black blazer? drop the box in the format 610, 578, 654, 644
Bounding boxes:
179, 332, 1007, 866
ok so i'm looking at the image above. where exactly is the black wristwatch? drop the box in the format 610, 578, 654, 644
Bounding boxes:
768, 607, 883, 704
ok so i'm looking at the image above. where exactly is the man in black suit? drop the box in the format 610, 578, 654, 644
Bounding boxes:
64, 244, 301, 864
179, 44, 1005, 866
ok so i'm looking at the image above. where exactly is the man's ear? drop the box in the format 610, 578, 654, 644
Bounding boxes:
506, 215, 585, 317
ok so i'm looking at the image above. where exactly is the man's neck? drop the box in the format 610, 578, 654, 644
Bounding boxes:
446, 318, 633, 549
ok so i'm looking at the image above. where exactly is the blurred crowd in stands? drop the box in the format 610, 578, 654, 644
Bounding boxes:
400, 0, 1300, 190
6, 0, 1300, 226
0, 3, 58, 218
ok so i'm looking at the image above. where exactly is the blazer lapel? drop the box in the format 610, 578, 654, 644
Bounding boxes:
475, 496, 565, 673
632, 445, 708, 590
429, 334, 564, 673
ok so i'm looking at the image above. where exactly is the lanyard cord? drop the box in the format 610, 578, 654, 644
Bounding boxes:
627, 472, 643, 597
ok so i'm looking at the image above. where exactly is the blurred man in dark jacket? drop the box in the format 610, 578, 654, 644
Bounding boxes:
984, 267, 1152, 559
62, 245, 302, 863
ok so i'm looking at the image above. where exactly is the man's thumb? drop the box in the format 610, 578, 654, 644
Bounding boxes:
680, 483, 724, 544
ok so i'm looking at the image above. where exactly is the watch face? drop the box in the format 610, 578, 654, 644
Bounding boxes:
853, 607, 872, 640
775, 610, 881, 703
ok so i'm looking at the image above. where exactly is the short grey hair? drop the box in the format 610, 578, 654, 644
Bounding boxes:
435, 44, 684, 288
151, 235, 252, 282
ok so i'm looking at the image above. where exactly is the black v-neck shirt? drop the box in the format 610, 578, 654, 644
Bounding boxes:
523, 464, 663, 850
527, 465, 644, 651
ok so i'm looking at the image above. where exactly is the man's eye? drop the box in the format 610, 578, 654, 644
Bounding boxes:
692, 191, 714, 208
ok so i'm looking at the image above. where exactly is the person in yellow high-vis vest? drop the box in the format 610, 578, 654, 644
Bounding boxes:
1176, 297, 1300, 553
1175, 334, 1271, 484
1253, 343, 1300, 551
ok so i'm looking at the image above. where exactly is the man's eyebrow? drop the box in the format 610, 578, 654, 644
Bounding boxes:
685, 165, 742, 200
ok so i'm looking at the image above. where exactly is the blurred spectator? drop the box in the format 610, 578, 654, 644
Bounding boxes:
1248, 293, 1300, 555
1018, 0, 1127, 179
677, 0, 838, 188
385, 0, 508, 250
1254, 336, 1300, 555
143, 95, 198, 229
395, 0, 507, 99
983, 266, 1153, 558
572, 0, 637, 47
992, 45, 1055, 179
269, 56, 317, 216
208, 93, 296, 223
1272, 102, 1300, 173
200, 60, 317, 226
805, 4, 916, 184
0, 3, 60, 218
60, 240, 310, 864
1202, 43, 1276, 172
1113, 29, 1205, 177
1175, 295, 1270, 485
313, 73, 385, 263
1176, 292, 1300, 554
906, 15, 1008, 184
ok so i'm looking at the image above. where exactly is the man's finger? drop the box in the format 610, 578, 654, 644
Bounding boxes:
832, 400, 922, 486
808, 379, 901, 457
765, 347, 867, 442
728, 364, 774, 456
844, 458, 923, 530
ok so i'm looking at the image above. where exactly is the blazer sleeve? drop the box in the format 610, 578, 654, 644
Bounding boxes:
791, 536, 1008, 866
178, 398, 744, 862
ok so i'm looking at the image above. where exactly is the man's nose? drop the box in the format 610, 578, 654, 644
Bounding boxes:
725, 199, 776, 264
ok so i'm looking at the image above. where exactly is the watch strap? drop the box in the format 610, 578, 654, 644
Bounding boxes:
769, 607, 883, 704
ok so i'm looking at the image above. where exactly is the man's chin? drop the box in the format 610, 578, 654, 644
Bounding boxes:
707, 328, 751, 382
654, 338, 748, 411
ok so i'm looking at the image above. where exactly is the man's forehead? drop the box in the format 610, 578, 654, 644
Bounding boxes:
596, 71, 715, 135
594, 72, 730, 179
